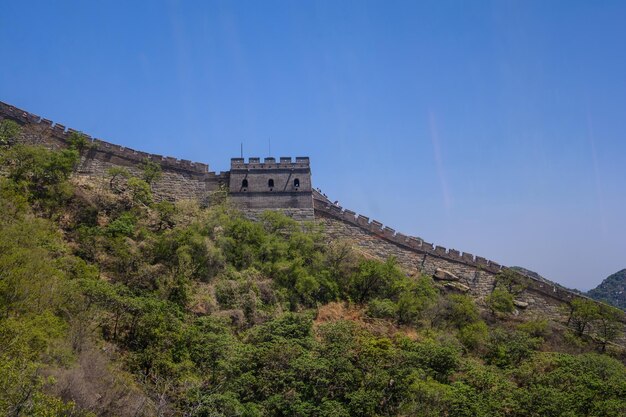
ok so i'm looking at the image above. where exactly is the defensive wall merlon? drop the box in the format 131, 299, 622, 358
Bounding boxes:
1, 100, 618, 317
313, 194, 611, 309
313, 197, 504, 273
231, 157, 310, 170
0, 101, 226, 179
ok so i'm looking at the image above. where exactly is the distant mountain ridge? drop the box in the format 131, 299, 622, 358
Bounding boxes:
587, 269, 626, 311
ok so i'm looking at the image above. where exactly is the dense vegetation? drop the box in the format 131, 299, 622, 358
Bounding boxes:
588, 269, 626, 311
1, 128, 625, 416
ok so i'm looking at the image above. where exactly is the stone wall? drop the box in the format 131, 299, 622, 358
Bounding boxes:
229, 157, 313, 210
0, 101, 228, 203
241, 208, 315, 222
3, 100, 624, 344
313, 196, 626, 343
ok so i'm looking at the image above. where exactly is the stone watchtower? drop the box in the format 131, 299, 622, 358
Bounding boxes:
228, 157, 314, 220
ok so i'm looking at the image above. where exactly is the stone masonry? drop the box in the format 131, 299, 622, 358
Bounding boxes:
1, 99, 624, 344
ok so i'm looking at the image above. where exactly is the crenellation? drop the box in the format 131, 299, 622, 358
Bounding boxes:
4, 99, 624, 342
383, 227, 396, 239
406, 237, 421, 249
329, 205, 343, 216
27, 113, 40, 123
394, 232, 408, 243
475, 256, 488, 266
369, 220, 384, 233
488, 261, 502, 271
135, 150, 150, 159
356, 215, 369, 226
462, 252, 474, 263
341, 210, 358, 224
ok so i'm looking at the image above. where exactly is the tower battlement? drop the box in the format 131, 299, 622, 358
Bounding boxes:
230, 156, 310, 170
228, 155, 313, 211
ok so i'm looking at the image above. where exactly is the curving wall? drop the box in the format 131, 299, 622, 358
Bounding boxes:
0, 101, 228, 202
312, 192, 626, 343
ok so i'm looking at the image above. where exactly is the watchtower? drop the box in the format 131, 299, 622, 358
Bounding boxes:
228, 157, 313, 210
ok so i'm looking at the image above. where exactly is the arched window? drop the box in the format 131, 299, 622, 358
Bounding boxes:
268, 179, 274, 188
242, 179, 248, 189
294, 178, 300, 188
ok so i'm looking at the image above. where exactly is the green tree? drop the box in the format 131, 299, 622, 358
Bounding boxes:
127, 177, 153, 205
347, 258, 404, 303
442, 294, 480, 329
140, 158, 162, 185
567, 298, 600, 337
106, 166, 130, 191
0, 119, 21, 146
486, 288, 514, 317
594, 304, 623, 352
494, 269, 528, 296
67, 131, 90, 153
1, 144, 78, 208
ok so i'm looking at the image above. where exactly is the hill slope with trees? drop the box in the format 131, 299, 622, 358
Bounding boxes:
1, 120, 625, 416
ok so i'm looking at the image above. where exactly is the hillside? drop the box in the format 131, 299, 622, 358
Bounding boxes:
1, 123, 626, 416
588, 269, 626, 310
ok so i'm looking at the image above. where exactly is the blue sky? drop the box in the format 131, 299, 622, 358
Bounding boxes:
1, 0, 625, 290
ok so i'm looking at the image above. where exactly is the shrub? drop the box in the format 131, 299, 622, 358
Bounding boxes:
486, 288, 514, 317
127, 177, 152, 205
366, 298, 398, 320
517, 319, 549, 338
0, 119, 21, 145
485, 329, 542, 368
443, 294, 480, 329
67, 131, 90, 153
139, 158, 162, 185
459, 321, 489, 351
106, 213, 136, 237
347, 258, 404, 303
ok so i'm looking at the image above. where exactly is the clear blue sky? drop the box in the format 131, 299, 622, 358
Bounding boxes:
1, 0, 625, 290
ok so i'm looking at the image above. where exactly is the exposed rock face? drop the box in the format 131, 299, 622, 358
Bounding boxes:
444, 282, 470, 293
433, 268, 460, 281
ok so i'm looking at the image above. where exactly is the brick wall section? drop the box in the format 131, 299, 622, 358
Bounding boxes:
313, 197, 626, 344
241, 208, 315, 222
229, 157, 313, 210
2, 100, 624, 344
0, 101, 228, 202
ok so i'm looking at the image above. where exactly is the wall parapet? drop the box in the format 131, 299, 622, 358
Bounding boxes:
312, 192, 612, 309
312, 195, 503, 273
0, 101, 225, 178
231, 156, 310, 170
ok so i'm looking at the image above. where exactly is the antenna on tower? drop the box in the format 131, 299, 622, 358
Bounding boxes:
240, 142, 243, 158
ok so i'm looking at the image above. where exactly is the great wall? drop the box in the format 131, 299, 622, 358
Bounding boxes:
1, 100, 624, 344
